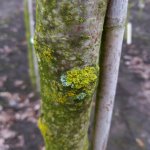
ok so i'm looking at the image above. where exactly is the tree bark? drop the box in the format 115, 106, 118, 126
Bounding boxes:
24, 0, 40, 91
34, 0, 108, 149
92, 0, 128, 150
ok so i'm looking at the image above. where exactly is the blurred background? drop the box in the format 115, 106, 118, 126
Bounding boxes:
0, 0, 150, 150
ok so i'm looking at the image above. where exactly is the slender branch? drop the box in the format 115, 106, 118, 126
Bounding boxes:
27, 0, 40, 92
92, 0, 128, 150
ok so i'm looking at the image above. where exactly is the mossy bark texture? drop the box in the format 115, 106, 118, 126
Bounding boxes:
34, 0, 107, 149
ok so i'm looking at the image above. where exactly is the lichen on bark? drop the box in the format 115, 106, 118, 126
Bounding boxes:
34, 0, 108, 149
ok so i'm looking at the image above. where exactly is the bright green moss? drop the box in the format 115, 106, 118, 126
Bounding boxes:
60, 66, 99, 101
43, 0, 56, 11
38, 118, 49, 137
43, 80, 67, 104
34, 38, 53, 63
66, 66, 97, 89
44, 80, 75, 104
40, 48, 52, 63
41, 66, 99, 105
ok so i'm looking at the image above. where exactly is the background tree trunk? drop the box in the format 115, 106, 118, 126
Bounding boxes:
92, 0, 128, 150
34, 0, 108, 149
24, 0, 40, 92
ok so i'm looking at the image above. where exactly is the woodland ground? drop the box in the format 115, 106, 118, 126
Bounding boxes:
0, 0, 150, 150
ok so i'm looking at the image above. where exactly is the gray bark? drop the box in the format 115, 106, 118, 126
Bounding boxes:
24, 0, 40, 91
28, 0, 40, 92
92, 0, 128, 150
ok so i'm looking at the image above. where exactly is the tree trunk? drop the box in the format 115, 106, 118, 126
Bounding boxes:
92, 0, 128, 150
24, 0, 40, 91
34, 0, 108, 149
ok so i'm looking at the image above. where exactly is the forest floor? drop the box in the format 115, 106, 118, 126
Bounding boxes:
0, 0, 150, 150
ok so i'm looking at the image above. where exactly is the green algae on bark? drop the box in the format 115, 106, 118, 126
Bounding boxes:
60, 66, 99, 101
34, 0, 108, 149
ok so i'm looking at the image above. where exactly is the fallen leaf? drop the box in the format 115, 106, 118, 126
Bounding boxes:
0, 129, 16, 139
28, 92, 35, 99
14, 80, 24, 87
0, 112, 14, 124
136, 138, 145, 148
0, 76, 7, 88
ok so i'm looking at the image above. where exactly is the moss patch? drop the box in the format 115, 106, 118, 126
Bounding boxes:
60, 2, 85, 26
60, 66, 99, 101
38, 118, 49, 137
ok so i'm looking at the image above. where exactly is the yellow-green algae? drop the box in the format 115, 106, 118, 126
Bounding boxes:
38, 118, 49, 138
65, 67, 97, 90
60, 66, 99, 101
41, 66, 99, 105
